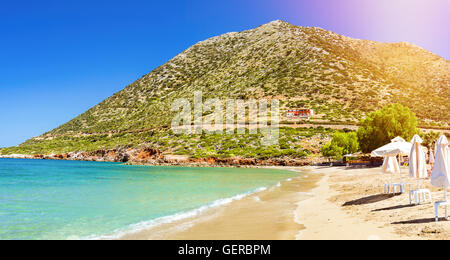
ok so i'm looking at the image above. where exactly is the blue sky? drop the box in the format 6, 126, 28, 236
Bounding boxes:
1, 0, 449, 147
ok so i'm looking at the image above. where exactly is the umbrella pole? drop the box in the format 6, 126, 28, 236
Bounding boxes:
445, 186, 447, 202
416, 142, 420, 189
398, 156, 402, 184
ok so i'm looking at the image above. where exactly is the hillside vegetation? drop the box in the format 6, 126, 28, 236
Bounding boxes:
2, 20, 449, 156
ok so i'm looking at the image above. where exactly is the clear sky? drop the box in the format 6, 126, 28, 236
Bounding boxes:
1, 0, 449, 147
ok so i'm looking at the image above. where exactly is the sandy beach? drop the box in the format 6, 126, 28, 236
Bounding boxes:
118, 166, 450, 240
302, 167, 450, 240
118, 168, 321, 240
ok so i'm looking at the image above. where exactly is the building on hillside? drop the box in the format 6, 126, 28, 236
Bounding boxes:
286, 109, 314, 119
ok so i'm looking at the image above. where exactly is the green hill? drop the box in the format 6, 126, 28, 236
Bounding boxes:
2, 20, 449, 157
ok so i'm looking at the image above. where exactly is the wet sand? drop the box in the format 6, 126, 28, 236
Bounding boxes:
119, 167, 321, 240
118, 166, 450, 240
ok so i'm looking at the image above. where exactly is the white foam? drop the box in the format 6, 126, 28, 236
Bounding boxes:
84, 185, 270, 240
84, 175, 296, 240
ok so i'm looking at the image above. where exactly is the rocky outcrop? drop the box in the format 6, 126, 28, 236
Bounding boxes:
191, 157, 315, 167
0, 147, 328, 167
134, 148, 161, 162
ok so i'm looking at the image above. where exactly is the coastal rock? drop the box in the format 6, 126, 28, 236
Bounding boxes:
135, 148, 161, 162
1, 148, 328, 167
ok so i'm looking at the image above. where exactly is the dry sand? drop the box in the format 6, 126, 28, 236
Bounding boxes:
305, 167, 450, 240
296, 167, 403, 240
118, 166, 450, 240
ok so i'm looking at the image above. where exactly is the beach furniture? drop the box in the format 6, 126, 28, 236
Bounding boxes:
408, 135, 432, 205
371, 137, 412, 157
430, 135, 450, 222
372, 137, 412, 194
381, 156, 407, 193
385, 182, 408, 194
409, 189, 432, 205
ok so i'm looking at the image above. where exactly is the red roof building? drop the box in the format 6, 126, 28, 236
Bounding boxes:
286, 109, 314, 118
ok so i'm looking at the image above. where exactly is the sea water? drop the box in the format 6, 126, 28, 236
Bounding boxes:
0, 158, 297, 240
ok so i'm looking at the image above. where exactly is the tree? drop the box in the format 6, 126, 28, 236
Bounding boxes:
421, 131, 441, 149
357, 103, 418, 153
322, 131, 359, 160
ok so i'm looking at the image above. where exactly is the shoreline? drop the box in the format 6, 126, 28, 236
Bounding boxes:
116, 166, 450, 240
89, 186, 272, 240
116, 166, 320, 240
0, 153, 324, 167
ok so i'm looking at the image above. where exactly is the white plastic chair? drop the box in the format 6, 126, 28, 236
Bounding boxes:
435, 201, 450, 222
409, 189, 432, 205
384, 182, 408, 194
435, 189, 449, 222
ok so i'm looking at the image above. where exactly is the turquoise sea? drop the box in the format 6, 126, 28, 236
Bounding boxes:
0, 158, 297, 240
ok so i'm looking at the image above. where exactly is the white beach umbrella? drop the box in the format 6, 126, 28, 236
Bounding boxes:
409, 135, 428, 190
371, 136, 412, 157
372, 137, 412, 188
380, 156, 402, 192
382, 156, 401, 174
379, 155, 403, 193
392, 136, 406, 142
431, 135, 450, 201
409, 135, 427, 179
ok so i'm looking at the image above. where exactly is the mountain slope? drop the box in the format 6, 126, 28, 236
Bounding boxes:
2, 20, 449, 155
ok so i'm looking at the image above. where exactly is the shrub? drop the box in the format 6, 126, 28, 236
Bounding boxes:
420, 131, 442, 149
322, 131, 359, 160
357, 104, 418, 153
